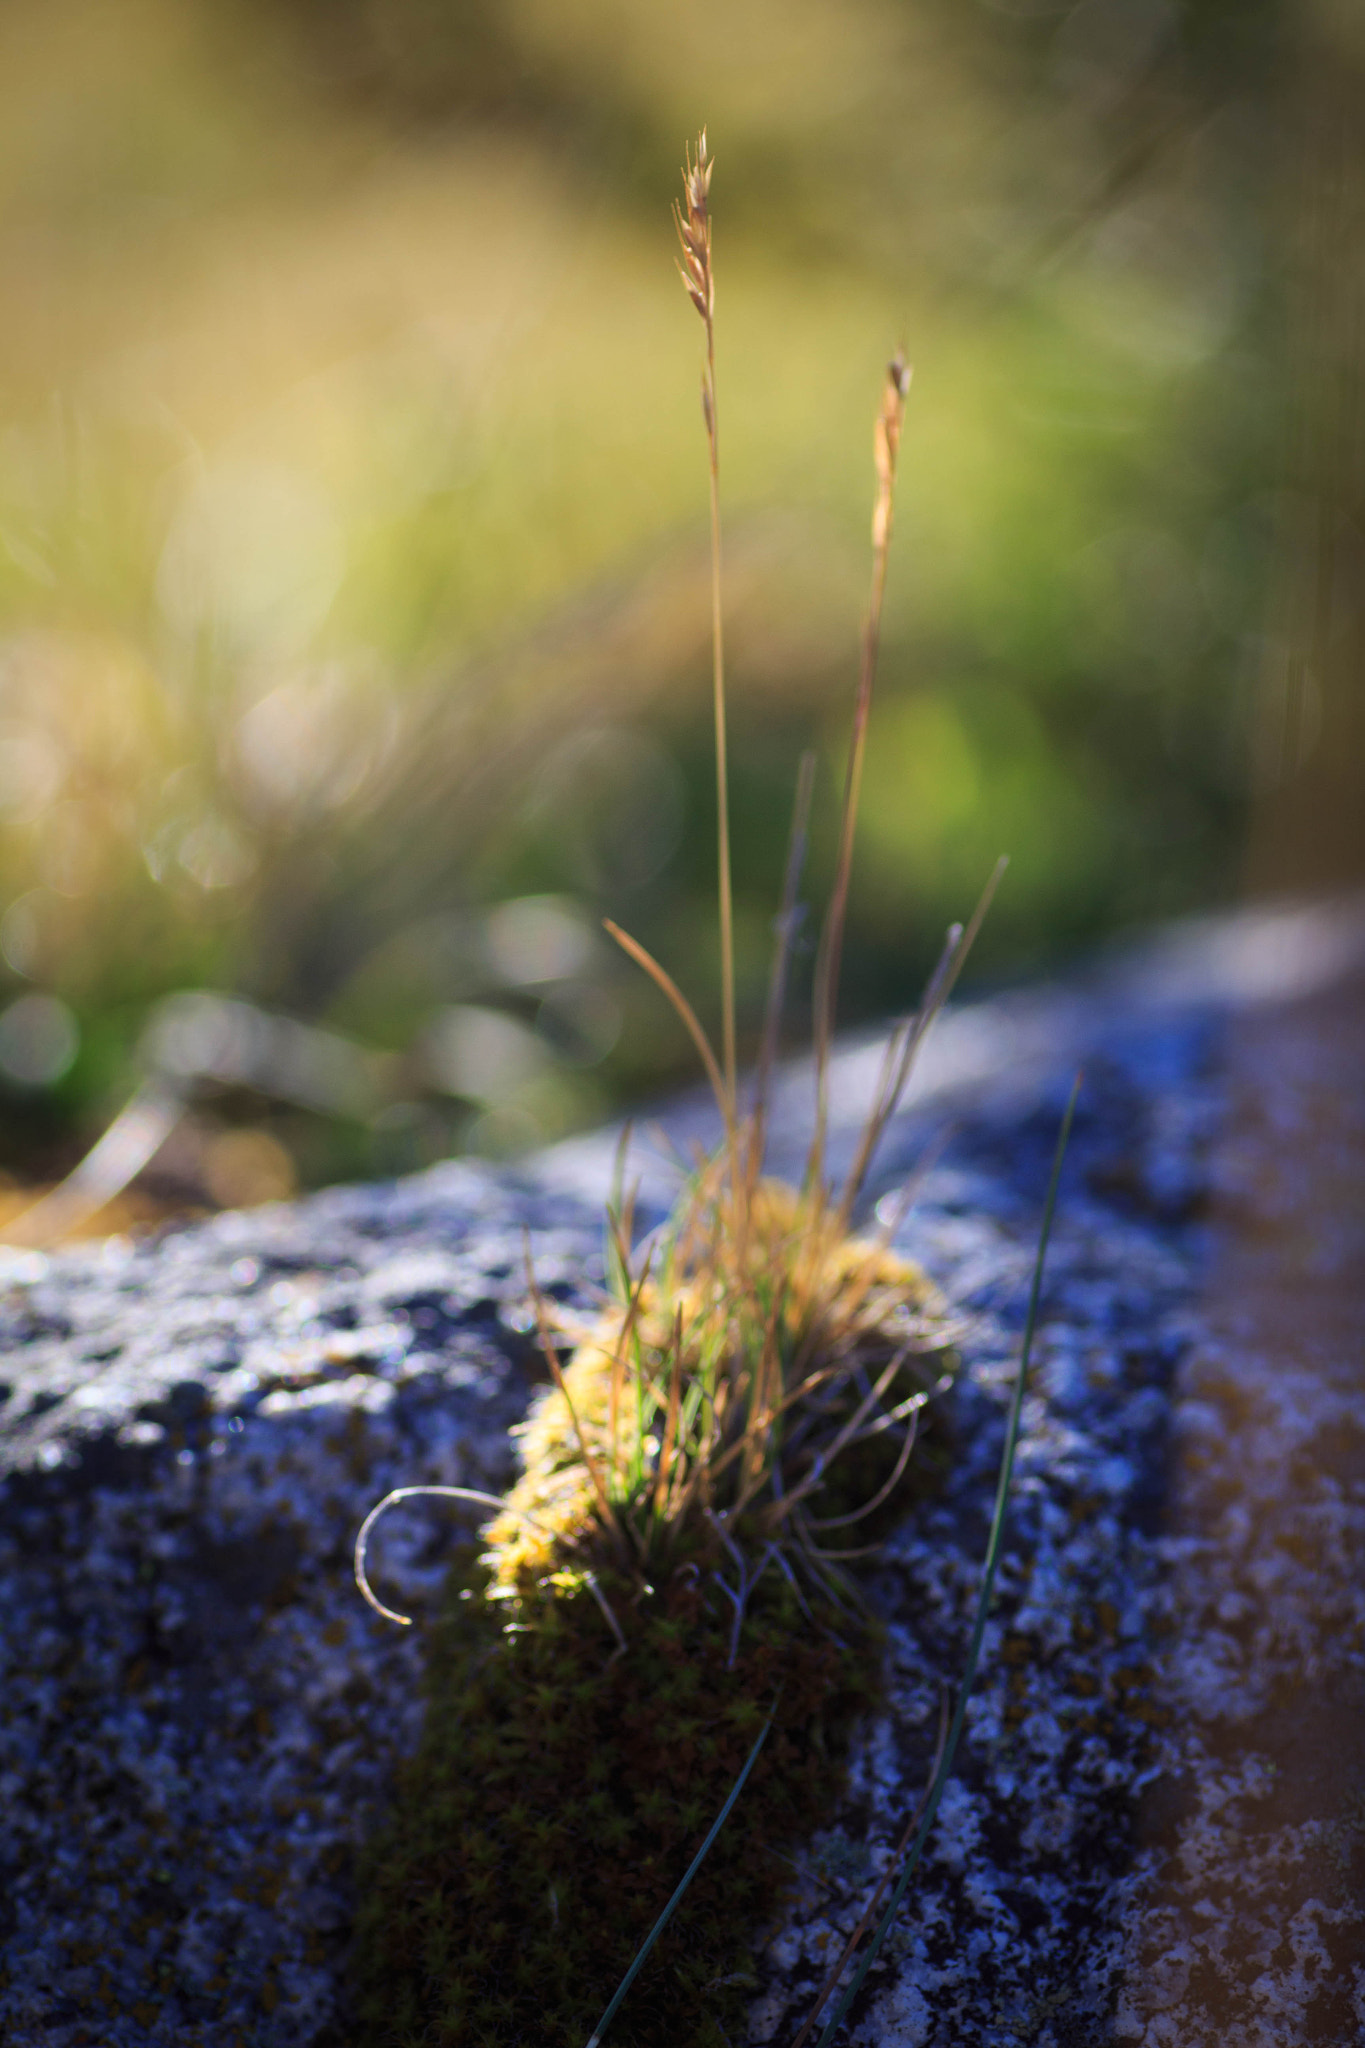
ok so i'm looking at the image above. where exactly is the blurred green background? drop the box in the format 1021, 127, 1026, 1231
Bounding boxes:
1, 0, 1362, 1218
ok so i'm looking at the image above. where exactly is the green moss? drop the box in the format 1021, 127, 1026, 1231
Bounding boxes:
349, 1263, 957, 2047
349, 1539, 883, 2048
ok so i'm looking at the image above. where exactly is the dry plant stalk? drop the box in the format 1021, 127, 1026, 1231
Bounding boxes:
808, 350, 912, 1190
675, 130, 737, 1128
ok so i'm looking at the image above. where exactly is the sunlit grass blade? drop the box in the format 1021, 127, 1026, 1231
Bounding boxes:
353, 1485, 555, 1627
583, 1703, 776, 2048
808, 353, 912, 1191
603, 917, 735, 1149
809, 1070, 1081, 2048
0, 1079, 184, 1248
839, 853, 1008, 1221
748, 747, 817, 1189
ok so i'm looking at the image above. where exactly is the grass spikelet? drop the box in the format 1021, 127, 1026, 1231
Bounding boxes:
674, 129, 736, 1126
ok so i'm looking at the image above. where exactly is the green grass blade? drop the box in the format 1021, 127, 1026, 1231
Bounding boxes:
584, 1706, 777, 2048
810, 1071, 1081, 2048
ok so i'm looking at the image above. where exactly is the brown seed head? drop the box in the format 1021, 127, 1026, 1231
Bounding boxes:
872, 350, 912, 550
674, 131, 715, 324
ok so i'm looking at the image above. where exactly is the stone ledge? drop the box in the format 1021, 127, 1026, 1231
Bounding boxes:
2, 894, 1363, 2047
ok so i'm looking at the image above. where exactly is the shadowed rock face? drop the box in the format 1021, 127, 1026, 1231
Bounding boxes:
0, 1170, 597, 2047
1, 899, 1363, 2048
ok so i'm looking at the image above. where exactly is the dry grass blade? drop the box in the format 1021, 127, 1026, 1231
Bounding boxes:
603, 917, 735, 1147
809, 352, 912, 1191
353, 1483, 629, 1653
747, 747, 817, 1191
839, 852, 1008, 1221
353, 1485, 556, 1627
802, 1408, 920, 1533
0, 1080, 183, 1248
674, 129, 735, 1127
766, 1347, 914, 1524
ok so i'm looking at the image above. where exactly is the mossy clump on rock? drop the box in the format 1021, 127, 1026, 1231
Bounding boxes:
348, 1177, 955, 2048
348, 135, 977, 2048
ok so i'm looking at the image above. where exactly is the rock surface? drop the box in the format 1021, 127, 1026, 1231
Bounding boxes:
2, 896, 1363, 2047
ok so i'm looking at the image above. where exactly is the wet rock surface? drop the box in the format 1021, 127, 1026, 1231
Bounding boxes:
2, 898, 1363, 2047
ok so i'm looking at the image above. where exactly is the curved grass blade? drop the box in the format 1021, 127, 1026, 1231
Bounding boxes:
584, 1704, 777, 2048
354, 1485, 555, 1627
603, 917, 734, 1147
808, 1070, 1081, 2048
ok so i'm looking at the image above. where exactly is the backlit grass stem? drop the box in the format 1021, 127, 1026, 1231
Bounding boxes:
747, 748, 817, 1193
809, 352, 912, 1191
675, 130, 736, 1131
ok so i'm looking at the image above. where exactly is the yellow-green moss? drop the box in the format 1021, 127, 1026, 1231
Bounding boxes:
349, 1181, 955, 2045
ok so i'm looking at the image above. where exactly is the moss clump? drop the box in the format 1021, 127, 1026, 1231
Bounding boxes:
349, 1548, 881, 2048
348, 1179, 956, 2046
483, 1180, 951, 1600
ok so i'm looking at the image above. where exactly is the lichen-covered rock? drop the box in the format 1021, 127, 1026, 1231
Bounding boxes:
2, 898, 1363, 2046
0, 1169, 600, 2046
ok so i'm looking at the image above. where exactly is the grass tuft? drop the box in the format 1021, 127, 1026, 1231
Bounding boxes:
350, 129, 1001, 2047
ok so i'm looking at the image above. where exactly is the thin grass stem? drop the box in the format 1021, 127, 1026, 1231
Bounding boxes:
839, 854, 1007, 1224
808, 353, 912, 1192
802, 1409, 919, 1532
354, 1486, 557, 1628
748, 748, 817, 1189
709, 331, 735, 1129
604, 919, 735, 1150
675, 130, 736, 1136
788, 1688, 951, 2048
584, 1702, 776, 2048
807, 1070, 1081, 2048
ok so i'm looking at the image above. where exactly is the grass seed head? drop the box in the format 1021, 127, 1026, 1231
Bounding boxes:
675, 131, 715, 324
873, 350, 912, 550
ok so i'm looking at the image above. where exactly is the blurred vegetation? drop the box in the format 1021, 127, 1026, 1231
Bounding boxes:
0, 0, 1361, 1211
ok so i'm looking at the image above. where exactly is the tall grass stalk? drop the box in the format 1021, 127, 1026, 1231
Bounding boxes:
675, 130, 736, 1129
808, 353, 912, 1192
